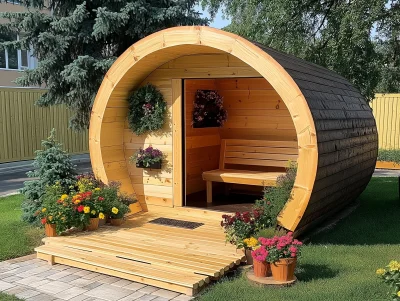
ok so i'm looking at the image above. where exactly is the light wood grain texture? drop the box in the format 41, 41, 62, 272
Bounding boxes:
203, 139, 297, 202
36, 208, 244, 296
89, 26, 377, 234
375, 161, 400, 170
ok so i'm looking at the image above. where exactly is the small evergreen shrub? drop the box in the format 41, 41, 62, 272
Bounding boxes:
20, 129, 76, 225
220, 161, 297, 249
254, 227, 287, 239
257, 161, 297, 220
377, 149, 400, 164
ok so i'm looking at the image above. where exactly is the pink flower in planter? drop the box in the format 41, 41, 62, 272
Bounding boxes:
251, 246, 269, 262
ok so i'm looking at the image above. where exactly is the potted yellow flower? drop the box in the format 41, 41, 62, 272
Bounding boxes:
243, 237, 259, 265
110, 202, 130, 226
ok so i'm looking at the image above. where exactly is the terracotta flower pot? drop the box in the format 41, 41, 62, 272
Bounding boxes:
245, 249, 253, 265
110, 218, 124, 226
86, 218, 99, 231
270, 258, 297, 281
98, 215, 108, 226
45, 223, 57, 237
253, 260, 270, 278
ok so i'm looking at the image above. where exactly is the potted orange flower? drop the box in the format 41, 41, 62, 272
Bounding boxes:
261, 232, 302, 281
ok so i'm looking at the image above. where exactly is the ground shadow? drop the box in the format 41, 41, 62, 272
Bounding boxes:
295, 263, 339, 282
309, 177, 400, 245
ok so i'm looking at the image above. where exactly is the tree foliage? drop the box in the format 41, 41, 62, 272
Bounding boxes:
0, 0, 207, 130
201, 0, 400, 100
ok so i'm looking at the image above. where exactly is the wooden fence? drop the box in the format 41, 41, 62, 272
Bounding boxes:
371, 93, 400, 150
0, 87, 88, 163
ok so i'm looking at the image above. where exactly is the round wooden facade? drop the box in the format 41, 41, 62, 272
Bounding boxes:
89, 26, 378, 233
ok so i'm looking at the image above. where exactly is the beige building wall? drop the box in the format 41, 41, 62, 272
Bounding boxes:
0, 2, 45, 87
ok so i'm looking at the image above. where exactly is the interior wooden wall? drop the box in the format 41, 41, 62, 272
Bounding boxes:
218, 78, 296, 141
184, 78, 297, 196
185, 80, 221, 195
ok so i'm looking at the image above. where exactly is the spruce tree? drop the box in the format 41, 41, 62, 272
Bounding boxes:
0, 1, 207, 130
20, 129, 76, 225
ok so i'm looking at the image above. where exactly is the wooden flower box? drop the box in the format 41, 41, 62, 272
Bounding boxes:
135, 161, 162, 169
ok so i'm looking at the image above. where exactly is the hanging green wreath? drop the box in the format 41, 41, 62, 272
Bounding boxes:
128, 84, 167, 135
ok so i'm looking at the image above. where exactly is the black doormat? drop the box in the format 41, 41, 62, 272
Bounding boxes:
148, 217, 204, 229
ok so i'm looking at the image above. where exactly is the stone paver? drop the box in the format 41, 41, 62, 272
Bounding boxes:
25, 293, 57, 301
36, 280, 72, 294
151, 289, 180, 300
0, 257, 191, 301
0, 280, 15, 291
57, 286, 88, 300
14, 288, 42, 299
135, 295, 157, 301
85, 284, 133, 301
112, 279, 133, 287
118, 291, 146, 301
124, 282, 147, 291
138, 286, 159, 294
171, 295, 194, 301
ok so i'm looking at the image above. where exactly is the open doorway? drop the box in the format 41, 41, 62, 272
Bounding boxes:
182, 78, 298, 211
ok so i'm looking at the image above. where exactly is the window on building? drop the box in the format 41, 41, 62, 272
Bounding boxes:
0, 33, 37, 70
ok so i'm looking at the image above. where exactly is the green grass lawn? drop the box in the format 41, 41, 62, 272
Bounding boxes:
0, 293, 24, 301
197, 177, 400, 301
0, 194, 43, 261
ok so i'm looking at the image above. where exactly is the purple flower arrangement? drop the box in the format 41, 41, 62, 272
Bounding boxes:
132, 146, 163, 169
192, 90, 227, 128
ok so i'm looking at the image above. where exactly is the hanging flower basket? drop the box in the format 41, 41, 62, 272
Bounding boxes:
192, 90, 227, 128
128, 84, 167, 135
131, 146, 163, 169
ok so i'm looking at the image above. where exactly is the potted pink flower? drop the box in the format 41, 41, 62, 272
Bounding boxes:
259, 232, 302, 281
251, 246, 270, 277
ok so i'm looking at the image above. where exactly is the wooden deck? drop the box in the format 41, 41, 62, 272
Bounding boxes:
35, 207, 245, 296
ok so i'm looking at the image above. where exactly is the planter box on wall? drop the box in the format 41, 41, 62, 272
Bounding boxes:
376, 161, 400, 170
136, 161, 162, 169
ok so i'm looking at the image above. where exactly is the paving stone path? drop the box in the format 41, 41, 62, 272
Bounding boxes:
0, 256, 193, 301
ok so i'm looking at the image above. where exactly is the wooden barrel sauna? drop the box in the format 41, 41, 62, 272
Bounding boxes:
89, 26, 378, 234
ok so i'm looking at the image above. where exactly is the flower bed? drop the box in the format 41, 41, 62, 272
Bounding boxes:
36, 173, 136, 235
377, 260, 400, 300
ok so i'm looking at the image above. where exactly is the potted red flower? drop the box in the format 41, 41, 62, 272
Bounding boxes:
260, 232, 302, 281
39, 207, 57, 237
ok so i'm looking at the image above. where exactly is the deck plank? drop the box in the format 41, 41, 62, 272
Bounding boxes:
35, 209, 244, 296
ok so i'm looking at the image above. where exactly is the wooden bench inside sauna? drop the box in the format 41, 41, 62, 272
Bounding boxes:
202, 139, 298, 203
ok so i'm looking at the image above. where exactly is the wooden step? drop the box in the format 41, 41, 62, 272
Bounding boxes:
43, 238, 225, 278
36, 210, 245, 296
36, 245, 207, 296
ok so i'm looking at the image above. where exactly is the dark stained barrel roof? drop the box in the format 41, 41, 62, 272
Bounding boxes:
254, 42, 378, 232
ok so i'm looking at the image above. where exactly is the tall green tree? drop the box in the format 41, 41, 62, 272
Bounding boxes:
202, 0, 400, 100
0, 0, 207, 130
